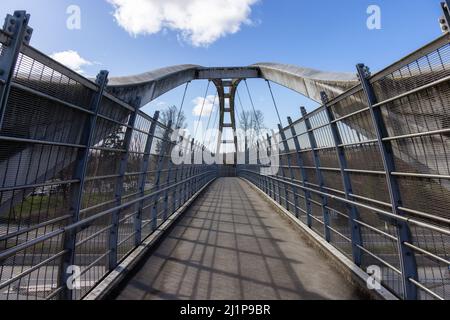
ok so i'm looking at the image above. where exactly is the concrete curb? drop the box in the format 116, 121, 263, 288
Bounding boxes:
240, 178, 399, 301
83, 179, 216, 300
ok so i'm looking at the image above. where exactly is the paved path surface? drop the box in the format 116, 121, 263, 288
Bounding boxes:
115, 178, 364, 300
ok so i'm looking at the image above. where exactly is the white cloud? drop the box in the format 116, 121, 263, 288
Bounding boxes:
155, 100, 168, 107
107, 0, 259, 47
50, 50, 92, 73
192, 95, 216, 117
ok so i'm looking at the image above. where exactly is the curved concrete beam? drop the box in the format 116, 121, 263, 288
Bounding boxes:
108, 64, 200, 106
253, 63, 358, 103
107, 63, 358, 107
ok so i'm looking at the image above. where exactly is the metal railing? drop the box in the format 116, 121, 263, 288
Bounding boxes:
1, 8, 449, 301
238, 33, 450, 300
0, 11, 216, 300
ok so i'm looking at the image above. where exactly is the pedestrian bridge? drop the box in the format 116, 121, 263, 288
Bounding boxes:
112, 178, 364, 300
0, 9, 449, 301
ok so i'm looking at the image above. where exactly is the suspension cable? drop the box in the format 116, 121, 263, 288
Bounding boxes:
201, 92, 218, 147
243, 80, 264, 150
211, 97, 221, 154
193, 80, 211, 141
266, 80, 283, 126
235, 89, 244, 126
175, 81, 190, 129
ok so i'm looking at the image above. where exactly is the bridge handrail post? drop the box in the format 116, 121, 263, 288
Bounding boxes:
134, 111, 160, 246
288, 116, 313, 227
179, 137, 190, 205
59, 70, 109, 300
186, 139, 195, 200
357, 63, 418, 300
171, 135, 181, 214
265, 133, 276, 201
109, 96, 141, 270
278, 124, 296, 213
256, 140, 264, 191
192, 142, 199, 195
0, 11, 32, 128
302, 107, 331, 242
162, 140, 174, 221
320, 91, 363, 266
150, 121, 173, 232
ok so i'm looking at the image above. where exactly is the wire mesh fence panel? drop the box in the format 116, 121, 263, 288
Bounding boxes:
238, 33, 450, 300
0, 28, 217, 300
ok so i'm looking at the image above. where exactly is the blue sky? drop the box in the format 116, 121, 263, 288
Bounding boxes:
0, 0, 444, 138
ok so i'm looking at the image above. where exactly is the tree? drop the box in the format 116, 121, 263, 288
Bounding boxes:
238, 110, 266, 132
238, 110, 266, 153
160, 105, 187, 130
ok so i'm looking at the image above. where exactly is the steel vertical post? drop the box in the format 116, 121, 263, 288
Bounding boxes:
278, 124, 295, 212
357, 64, 418, 300
150, 121, 172, 231
171, 136, 181, 213
0, 11, 32, 128
134, 111, 159, 246
256, 140, 264, 191
302, 107, 331, 242
163, 141, 175, 221
186, 139, 195, 201
321, 91, 363, 266
266, 133, 276, 201
59, 70, 109, 300
109, 97, 140, 270
287, 116, 313, 226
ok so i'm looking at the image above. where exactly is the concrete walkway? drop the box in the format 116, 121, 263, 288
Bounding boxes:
114, 178, 364, 300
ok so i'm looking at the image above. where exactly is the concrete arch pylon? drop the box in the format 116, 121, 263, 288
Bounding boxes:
107, 63, 359, 107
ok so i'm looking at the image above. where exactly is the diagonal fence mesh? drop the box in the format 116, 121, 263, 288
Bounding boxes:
239, 34, 450, 300
0, 33, 216, 300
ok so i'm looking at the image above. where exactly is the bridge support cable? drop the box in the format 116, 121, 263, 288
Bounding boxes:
243, 80, 275, 192
266, 80, 283, 126
266, 79, 301, 214
210, 100, 220, 155
243, 79, 263, 135
200, 93, 218, 148
321, 91, 363, 266
235, 89, 251, 163
302, 107, 332, 242
357, 64, 418, 300
59, 70, 109, 300
175, 81, 191, 129
193, 80, 211, 141
265, 79, 293, 211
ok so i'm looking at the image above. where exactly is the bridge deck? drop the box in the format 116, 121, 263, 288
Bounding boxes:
114, 178, 365, 300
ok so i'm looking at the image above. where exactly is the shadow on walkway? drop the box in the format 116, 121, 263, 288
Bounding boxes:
114, 178, 364, 300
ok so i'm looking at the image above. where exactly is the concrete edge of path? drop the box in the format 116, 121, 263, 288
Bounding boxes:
83, 179, 217, 300
240, 178, 399, 301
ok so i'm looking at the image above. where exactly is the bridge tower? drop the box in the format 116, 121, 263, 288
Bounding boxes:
213, 79, 241, 167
